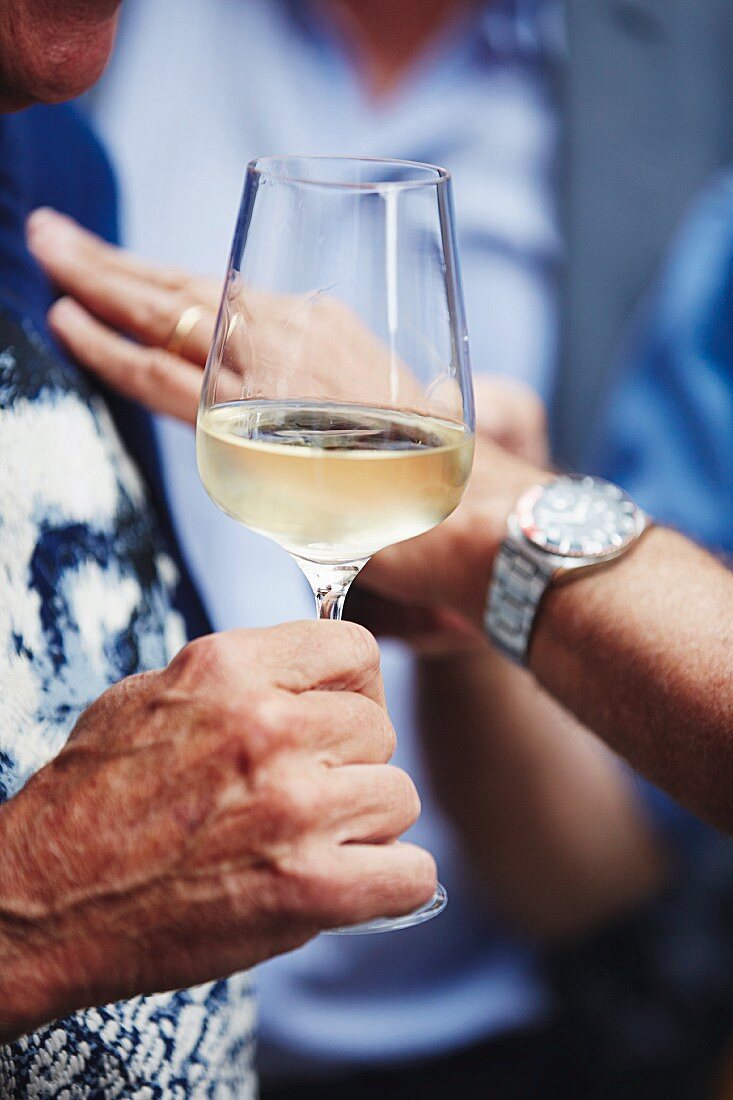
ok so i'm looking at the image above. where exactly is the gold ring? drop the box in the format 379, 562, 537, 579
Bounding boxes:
166, 304, 207, 358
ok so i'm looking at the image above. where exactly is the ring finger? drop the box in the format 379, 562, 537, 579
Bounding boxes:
28, 209, 217, 363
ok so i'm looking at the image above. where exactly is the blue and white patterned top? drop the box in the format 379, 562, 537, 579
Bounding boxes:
0, 107, 256, 1097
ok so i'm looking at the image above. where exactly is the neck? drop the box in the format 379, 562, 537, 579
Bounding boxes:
315, 0, 479, 98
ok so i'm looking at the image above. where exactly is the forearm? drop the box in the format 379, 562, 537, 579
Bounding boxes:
0, 790, 82, 1044
0, 927, 71, 1045
418, 648, 665, 939
531, 526, 733, 832
366, 438, 733, 834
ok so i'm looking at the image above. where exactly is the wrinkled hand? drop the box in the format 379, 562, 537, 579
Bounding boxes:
0, 622, 433, 1041
26, 208, 428, 420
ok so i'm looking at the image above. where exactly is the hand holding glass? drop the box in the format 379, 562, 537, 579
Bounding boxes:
197, 156, 475, 933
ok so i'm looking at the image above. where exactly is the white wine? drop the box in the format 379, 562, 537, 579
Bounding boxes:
197, 401, 474, 563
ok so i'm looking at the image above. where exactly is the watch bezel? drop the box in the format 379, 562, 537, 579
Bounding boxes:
516, 475, 645, 560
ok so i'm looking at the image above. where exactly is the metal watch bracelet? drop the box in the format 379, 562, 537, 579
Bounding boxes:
484, 534, 557, 666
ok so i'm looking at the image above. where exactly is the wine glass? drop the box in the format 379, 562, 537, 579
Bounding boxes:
197, 156, 474, 934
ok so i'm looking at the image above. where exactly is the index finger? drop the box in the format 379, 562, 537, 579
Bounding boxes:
27, 207, 200, 290
246, 621, 386, 705
27, 208, 217, 363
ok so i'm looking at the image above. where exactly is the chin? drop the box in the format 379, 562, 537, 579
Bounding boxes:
0, 4, 119, 111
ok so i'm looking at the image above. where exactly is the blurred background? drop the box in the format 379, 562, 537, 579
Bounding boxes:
75, 2, 733, 1096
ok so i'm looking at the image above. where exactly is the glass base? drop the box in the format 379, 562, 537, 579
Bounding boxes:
325, 883, 447, 935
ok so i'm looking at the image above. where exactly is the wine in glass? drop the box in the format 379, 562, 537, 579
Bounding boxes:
197, 156, 475, 933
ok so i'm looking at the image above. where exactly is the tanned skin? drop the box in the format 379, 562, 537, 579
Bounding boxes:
0, 0, 120, 110
366, 444, 733, 836
533, 529, 733, 834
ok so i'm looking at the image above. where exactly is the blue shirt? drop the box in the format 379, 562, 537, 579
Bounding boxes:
571, 168, 733, 1097
589, 169, 733, 553
587, 168, 733, 838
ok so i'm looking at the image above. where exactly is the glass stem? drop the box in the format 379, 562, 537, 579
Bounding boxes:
293, 558, 369, 621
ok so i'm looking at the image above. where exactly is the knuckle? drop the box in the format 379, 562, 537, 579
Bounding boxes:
169, 633, 230, 684
342, 698, 394, 762
131, 291, 182, 340
339, 621, 380, 674
390, 767, 421, 823
146, 347, 176, 387
172, 633, 211, 673
272, 845, 331, 917
415, 848, 439, 896
390, 845, 437, 909
407, 848, 438, 903
218, 697, 267, 762
281, 776, 320, 830
127, 295, 160, 335
258, 773, 320, 837
169, 635, 298, 757
378, 713, 397, 762
246, 693, 293, 748
162, 268, 194, 292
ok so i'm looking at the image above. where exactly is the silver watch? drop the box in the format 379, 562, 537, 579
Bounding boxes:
485, 475, 650, 666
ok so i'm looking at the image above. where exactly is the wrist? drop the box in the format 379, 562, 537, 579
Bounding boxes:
483, 470, 650, 667
0, 927, 73, 1043
529, 523, 662, 683
0, 790, 94, 1042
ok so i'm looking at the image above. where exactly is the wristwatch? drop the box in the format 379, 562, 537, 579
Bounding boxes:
485, 474, 651, 666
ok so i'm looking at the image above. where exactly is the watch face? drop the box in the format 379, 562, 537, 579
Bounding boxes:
518, 476, 641, 558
